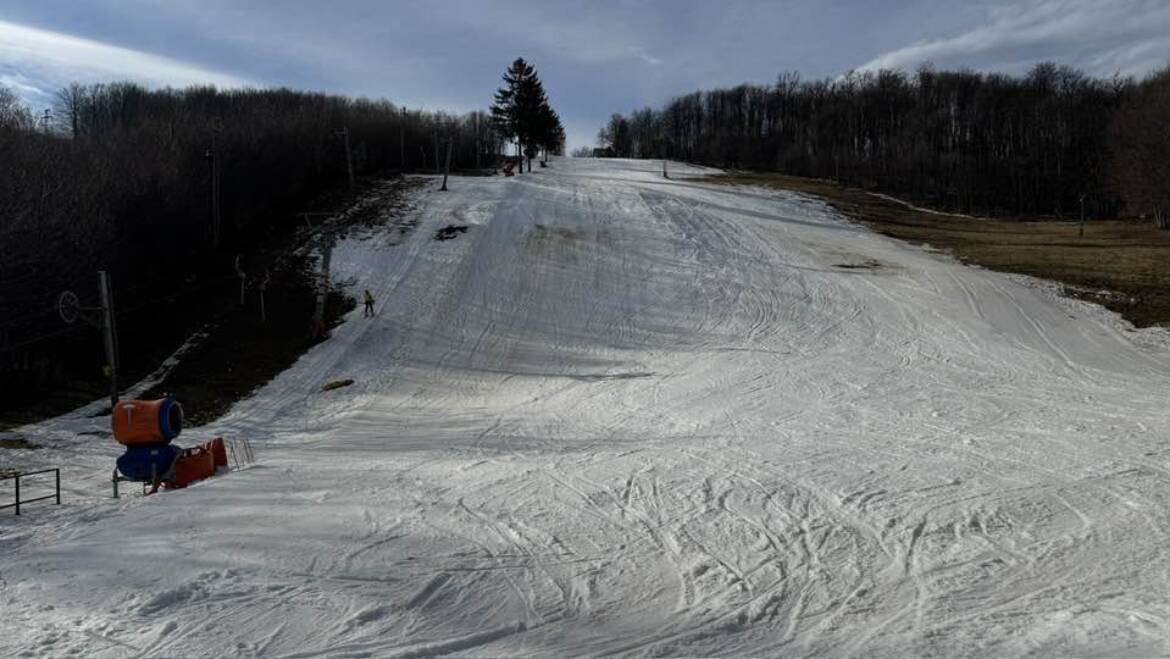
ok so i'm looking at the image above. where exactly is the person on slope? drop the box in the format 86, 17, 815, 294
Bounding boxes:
363, 289, 376, 317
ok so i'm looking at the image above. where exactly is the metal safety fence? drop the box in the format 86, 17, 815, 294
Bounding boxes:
1, 468, 61, 515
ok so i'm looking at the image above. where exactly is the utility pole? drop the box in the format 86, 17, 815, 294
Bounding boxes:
474, 113, 481, 170
338, 127, 355, 189
441, 136, 454, 191
208, 123, 224, 249
258, 270, 270, 322
205, 148, 221, 249
98, 271, 119, 408
399, 108, 407, 172
310, 237, 334, 340
205, 149, 214, 246
234, 255, 247, 305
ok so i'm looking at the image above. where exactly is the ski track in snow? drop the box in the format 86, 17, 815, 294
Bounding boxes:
3, 158, 1170, 657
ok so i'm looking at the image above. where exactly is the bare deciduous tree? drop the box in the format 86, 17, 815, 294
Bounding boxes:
1110, 67, 1170, 229
599, 63, 1127, 218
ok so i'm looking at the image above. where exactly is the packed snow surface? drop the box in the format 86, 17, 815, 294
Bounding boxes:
4, 158, 1170, 657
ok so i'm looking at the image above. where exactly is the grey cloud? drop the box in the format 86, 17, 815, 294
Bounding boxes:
5, 1, 1170, 150
0, 18, 253, 110
857, 0, 1170, 76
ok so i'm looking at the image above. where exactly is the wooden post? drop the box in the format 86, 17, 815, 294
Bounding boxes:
98, 270, 119, 408
1079, 193, 1086, 238
663, 159, 669, 178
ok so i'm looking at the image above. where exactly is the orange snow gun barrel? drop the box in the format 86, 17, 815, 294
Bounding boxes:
111, 397, 183, 446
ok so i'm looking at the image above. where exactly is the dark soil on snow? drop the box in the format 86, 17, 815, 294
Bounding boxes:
142, 178, 423, 426
433, 225, 469, 241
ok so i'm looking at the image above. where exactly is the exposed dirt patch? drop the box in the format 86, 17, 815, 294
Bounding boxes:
568, 372, 655, 382
835, 259, 886, 271
0, 434, 37, 450
140, 178, 420, 426
434, 225, 469, 241
142, 261, 354, 426
1, 178, 423, 429
706, 172, 1170, 328
329, 178, 426, 245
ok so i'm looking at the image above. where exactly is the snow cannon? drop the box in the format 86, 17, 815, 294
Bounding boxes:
115, 444, 181, 483
107, 395, 253, 498
111, 396, 183, 489
112, 397, 183, 445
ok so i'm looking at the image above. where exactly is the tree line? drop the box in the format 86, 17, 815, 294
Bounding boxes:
0, 81, 506, 405
594, 63, 1170, 223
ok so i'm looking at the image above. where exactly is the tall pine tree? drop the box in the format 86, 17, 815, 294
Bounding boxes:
491, 58, 564, 172
491, 58, 531, 163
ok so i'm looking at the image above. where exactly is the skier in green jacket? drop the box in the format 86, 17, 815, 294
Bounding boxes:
363, 289, 375, 317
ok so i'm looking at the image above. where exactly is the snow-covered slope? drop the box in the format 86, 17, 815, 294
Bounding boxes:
4, 158, 1170, 657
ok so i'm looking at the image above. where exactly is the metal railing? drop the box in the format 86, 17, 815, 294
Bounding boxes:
1, 468, 61, 515
226, 438, 255, 470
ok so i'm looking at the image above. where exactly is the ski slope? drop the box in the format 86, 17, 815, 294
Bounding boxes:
4, 157, 1170, 657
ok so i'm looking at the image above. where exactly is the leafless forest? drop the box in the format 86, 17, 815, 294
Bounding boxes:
0, 83, 503, 412
595, 63, 1170, 223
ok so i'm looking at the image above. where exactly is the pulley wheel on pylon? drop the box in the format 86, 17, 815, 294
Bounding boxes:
58, 290, 80, 324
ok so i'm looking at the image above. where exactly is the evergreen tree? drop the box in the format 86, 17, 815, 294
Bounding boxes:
490, 58, 531, 160
491, 58, 564, 172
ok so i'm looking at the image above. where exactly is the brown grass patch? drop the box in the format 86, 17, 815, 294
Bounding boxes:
525, 224, 588, 258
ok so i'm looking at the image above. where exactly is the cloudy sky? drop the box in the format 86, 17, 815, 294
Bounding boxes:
3, 0, 1170, 149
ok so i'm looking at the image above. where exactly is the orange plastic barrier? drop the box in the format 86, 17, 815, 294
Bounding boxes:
112, 398, 183, 445
170, 446, 215, 488
204, 438, 228, 468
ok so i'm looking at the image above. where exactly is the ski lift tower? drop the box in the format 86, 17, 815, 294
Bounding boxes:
58, 271, 120, 407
